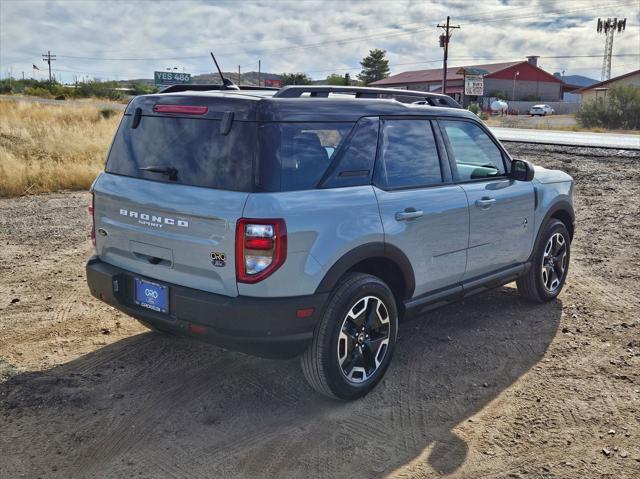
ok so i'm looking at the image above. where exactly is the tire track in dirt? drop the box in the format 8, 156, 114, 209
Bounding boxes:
70, 354, 253, 477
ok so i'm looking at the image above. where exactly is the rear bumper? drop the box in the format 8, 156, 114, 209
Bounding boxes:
86, 256, 327, 358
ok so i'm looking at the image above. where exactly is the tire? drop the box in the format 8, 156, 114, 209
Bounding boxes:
301, 273, 398, 400
517, 219, 571, 303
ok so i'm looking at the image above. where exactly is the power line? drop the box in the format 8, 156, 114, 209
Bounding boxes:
41, 50, 56, 84
43, 1, 632, 62
437, 16, 460, 94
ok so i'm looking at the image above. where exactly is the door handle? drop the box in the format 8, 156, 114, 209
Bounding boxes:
395, 209, 424, 221
475, 197, 496, 208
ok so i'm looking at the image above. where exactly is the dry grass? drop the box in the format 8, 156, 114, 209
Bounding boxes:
0, 100, 120, 197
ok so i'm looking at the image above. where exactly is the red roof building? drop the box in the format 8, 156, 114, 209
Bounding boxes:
370, 56, 566, 104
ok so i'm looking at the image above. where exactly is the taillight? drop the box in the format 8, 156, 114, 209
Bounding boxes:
152, 104, 208, 115
88, 192, 96, 247
236, 218, 287, 284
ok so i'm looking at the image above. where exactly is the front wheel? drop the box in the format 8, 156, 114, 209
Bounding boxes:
301, 273, 398, 400
517, 219, 571, 302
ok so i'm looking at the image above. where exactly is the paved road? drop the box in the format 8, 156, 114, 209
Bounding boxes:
491, 127, 640, 150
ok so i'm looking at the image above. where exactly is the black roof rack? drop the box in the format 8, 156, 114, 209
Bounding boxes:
272, 85, 462, 108
159, 84, 279, 94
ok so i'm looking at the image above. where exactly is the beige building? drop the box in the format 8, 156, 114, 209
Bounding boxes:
575, 69, 640, 103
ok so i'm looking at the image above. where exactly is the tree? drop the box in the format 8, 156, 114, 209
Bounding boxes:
357, 49, 390, 85
325, 73, 345, 85
281, 73, 313, 86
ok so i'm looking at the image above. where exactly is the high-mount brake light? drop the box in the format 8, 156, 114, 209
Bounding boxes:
236, 219, 287, 284
152, 104, 208, 115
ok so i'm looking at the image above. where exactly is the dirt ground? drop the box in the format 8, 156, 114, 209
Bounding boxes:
0, 143, 639, 479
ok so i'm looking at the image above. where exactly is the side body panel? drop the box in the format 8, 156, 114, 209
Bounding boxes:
240, 186, 383, 297
374, 185, 469, 297
460, 179, 535, 280
530, 172, 574, 249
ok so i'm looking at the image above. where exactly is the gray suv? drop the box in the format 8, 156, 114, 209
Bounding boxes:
86, 85, 574, 400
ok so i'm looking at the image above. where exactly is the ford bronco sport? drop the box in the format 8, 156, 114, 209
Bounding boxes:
86, 85, 574, 400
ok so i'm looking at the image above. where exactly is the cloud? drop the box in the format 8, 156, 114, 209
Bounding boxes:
1, 0, 638, 83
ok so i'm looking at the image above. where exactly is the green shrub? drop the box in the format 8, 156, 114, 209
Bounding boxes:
468, 103, 480, 115
577, 85, 640, 130
75, 80, 124, 101
23, 86, 54, 98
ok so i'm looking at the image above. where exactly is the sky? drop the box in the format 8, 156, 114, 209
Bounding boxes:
1, 0, 639, 84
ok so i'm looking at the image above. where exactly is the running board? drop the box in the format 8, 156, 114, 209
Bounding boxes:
404, 263, 529, 317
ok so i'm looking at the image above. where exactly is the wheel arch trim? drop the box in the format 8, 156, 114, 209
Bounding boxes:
315, 242, 416, 299
530, 200, 575, 262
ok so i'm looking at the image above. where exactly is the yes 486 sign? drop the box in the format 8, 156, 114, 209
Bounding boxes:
154, 71, 192, 86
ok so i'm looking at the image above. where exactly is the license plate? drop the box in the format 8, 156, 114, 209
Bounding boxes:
134, 277, 169, 314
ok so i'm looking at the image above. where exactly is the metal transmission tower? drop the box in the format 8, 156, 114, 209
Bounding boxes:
597, 18, 626, 81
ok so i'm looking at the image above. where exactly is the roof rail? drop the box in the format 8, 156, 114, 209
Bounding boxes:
273, 85, 462, 108
159, 84, 279, 94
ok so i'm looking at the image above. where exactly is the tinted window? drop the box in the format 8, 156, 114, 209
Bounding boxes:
440, 120, 505, 181
258, 122, 353, 191
375, 119, 442, 189
321, 117, 379, 188
106, 115, 256, 191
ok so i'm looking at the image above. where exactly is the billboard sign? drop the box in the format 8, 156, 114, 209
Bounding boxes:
464, 74, 484, 96
264, 78, 282, 88
154, 71, 192, 87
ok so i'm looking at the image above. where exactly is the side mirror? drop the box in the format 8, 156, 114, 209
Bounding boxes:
510, 159, 535, 181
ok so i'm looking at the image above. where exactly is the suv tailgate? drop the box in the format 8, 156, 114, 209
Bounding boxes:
93, 173, 246, 297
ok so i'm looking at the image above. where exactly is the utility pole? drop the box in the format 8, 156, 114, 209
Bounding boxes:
42, 50, 56, 84
238, 65, 241, 86
597, 18, 626, 80
437, 16, 460, 95
258, 59, 261, 87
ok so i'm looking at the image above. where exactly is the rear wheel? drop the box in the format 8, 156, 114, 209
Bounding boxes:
517, 219, 570, 302
301, 273, 398, 400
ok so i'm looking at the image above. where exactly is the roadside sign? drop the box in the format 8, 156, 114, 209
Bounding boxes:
464, 74, 484, 96
264, 78, 282, 88
154, 71, 192, 87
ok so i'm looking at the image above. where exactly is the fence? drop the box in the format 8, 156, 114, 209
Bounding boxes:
481, 98, 580, 115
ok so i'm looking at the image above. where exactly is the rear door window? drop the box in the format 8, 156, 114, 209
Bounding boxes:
374, 119, 443, 189
106, 115, 256, 191
258, 122, 353, 191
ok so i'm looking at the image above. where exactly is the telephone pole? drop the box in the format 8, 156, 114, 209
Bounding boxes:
42, 50, 56, 84
597, 18, 626, 80
437, 16, 460, 95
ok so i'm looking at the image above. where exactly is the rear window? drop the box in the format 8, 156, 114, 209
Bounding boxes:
257, 122, 354, 191
105, 115, 256, 191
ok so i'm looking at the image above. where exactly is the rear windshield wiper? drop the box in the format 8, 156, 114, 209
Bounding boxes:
138, 166, 178, 181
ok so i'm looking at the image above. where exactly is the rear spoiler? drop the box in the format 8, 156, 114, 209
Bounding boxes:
159, 84, 279, 94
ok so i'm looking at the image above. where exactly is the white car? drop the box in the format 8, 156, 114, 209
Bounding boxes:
530, 104, 554, 116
